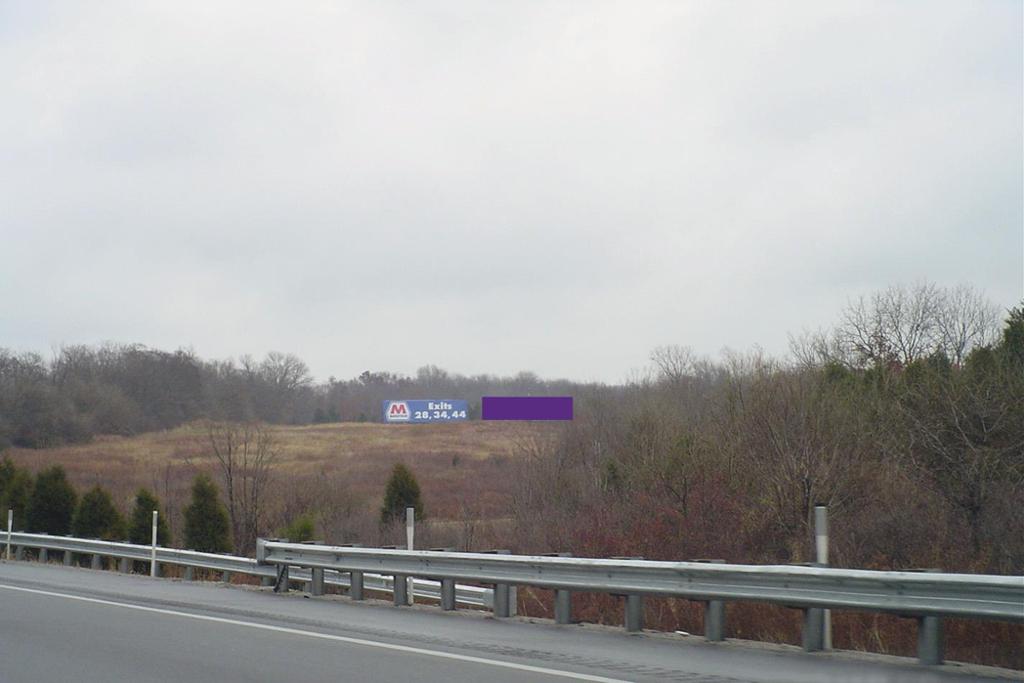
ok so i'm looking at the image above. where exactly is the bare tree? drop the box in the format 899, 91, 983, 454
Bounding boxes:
202, 421, 279, 554
650, 345, 697, 384
831, 282, 1000, 369
934, 284, 1001, 366
260, 352, 312, 393
788, 329, 844, 368
257, 352, 312, 423
837, 282, 942, 367
837, 295, 890, 366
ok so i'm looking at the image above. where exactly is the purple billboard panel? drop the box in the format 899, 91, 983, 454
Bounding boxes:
481, 396, 573, 421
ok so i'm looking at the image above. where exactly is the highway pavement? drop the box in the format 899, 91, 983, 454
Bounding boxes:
0, 561, 1017, 682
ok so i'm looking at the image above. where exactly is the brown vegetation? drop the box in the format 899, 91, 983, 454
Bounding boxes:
3, 420, 549, 548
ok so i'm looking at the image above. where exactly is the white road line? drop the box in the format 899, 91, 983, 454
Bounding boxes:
0, 583, 630, 683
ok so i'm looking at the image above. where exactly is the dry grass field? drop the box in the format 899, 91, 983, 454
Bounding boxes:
5, 421, 556, 542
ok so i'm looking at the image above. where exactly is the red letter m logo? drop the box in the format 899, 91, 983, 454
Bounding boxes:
386, 401, 410, 421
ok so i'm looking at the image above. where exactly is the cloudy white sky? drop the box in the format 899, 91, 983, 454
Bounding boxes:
1, 1, 1021, 383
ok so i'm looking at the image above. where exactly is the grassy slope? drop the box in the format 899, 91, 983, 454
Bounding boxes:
6, 421, 553, 520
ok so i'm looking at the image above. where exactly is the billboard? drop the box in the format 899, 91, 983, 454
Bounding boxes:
383, 400, 469, 423
481, 396, 573, 420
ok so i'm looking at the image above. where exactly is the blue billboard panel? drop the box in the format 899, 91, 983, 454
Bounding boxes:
383, 400, 469, 423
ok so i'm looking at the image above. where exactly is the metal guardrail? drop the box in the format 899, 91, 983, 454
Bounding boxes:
4, 531, 1021, 667
0, 532, 491, 608
256, 539, 1024, 666
257, 540, 1023, 618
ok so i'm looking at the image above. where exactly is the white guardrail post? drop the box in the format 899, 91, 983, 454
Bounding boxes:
5, 509, 11, 561
815, 505, 832, 650
150, 510, 159, 577
405, 507, 415, 606
800, 505, 830, 653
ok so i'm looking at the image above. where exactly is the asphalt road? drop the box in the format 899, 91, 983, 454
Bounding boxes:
0, 561, 1016, 683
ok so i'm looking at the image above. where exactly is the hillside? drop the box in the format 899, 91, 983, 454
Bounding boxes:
5, 421, 554, 530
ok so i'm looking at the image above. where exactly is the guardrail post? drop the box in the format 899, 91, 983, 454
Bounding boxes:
90, 554, 101, 570
541, 553, 574, 624
555, 589, 572, 624
905, 567, 944, 665
350, 571, 364, 600
613, 557, 644, 632
486, 549, 515, 617
301, 541, 323, 595
39, 540, 48, 563
790, 559, 825, 652
406, 507, 416, 606
274, 538, 291, 592
310, 568, 325, 596
705, 600, 725, 641
184, 566, 194, 581
274, 564, 290, 592
5, 509, 11, 561
493, 582, 511, 617
428, 547, 457, 611
917, 616, 944, 665
440, 578, 456, 610
802, 606, 825, 652
119, 557, 130, 573
393, 574, 409, 606
815, 505, 832, 650
63, 550, 73, 566
694, 559, 726, 641
338, 543, 364, 600
150, 511, 158, 578
625, 594, 645, 632
15, 545, 24, 561
258, 538, 291, 592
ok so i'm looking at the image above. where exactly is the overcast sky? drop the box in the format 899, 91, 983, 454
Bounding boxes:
1, 2, 1021, 383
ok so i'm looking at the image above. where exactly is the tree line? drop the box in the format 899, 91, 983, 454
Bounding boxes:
0, 344, 586, 449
